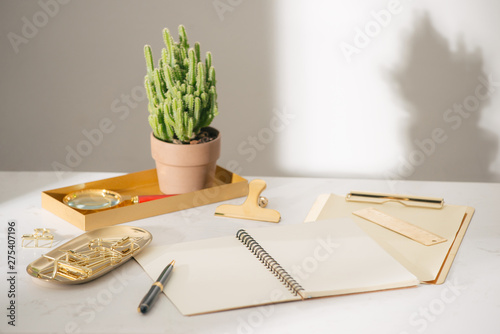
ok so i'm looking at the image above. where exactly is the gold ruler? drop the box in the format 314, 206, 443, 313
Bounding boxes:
353, 207, 447, 246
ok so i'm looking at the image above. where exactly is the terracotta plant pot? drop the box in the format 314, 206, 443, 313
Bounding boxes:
150, 127, 221, 194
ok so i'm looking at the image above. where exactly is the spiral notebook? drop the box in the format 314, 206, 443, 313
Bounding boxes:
134, 219, 419, 315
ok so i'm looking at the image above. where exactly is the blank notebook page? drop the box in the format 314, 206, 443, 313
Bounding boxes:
134, 235, 301, 316
246, 219, 420, 298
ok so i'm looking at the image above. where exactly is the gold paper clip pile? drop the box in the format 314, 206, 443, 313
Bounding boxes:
36, 236, 142, 282
22, 228, 54, 248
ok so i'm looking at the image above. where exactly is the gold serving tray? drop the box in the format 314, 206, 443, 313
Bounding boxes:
26, 226, 152, 284
42, 166, 248, 230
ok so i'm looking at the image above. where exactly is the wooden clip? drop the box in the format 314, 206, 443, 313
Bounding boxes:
214, 179, 281, 223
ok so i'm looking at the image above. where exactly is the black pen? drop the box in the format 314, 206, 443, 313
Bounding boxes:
138, 260, 175, 314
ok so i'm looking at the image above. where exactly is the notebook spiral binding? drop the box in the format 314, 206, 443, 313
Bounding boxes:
236, 229, 304, 297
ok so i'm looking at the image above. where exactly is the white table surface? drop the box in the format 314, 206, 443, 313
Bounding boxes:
0, 171, 499, 334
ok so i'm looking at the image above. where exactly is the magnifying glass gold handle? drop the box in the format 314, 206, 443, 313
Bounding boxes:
130, 194, 177, 204
63, 190, 179, 211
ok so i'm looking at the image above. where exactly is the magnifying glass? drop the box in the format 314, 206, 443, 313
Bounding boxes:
63, 189, 175, 211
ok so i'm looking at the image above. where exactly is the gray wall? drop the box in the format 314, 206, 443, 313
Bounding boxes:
0, 0, 277, 178
1, 0, 500, 182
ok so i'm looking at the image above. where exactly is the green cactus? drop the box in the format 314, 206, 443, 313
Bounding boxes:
144, 25, 218, 143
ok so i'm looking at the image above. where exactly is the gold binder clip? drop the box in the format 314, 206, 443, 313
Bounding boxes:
215, 179, 281, 223
346, 191, 444, 209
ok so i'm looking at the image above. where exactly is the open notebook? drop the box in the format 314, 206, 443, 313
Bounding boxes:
134, 219, 419, 316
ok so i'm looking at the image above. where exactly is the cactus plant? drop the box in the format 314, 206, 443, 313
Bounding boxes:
144, 25, 218, 144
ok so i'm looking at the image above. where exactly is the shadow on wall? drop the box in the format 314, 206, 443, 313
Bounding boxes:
210, 1, 280, 177
390, 13, 498, 182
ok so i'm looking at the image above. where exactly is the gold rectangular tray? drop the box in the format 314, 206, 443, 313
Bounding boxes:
42, 166, 248, 230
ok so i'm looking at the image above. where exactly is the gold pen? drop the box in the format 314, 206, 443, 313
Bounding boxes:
138, 260, 175, 314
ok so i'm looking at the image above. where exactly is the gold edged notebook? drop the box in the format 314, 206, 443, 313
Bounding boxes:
134, 219, 419, 316
304, 193, 474, 285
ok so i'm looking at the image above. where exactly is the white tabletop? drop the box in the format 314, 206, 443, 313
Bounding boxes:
0, 171, 499, 334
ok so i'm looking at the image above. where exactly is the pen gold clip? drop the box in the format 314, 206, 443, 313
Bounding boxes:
138, 260, 175, 314
346, 191, 444, 209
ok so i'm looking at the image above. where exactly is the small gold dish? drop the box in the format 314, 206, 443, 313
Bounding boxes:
26, 226, 152, 284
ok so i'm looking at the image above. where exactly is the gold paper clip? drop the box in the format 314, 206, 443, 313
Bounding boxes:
36, 236, 143, 282
215, 179, 281, 223
22, 228, 54, 248
346, 191, 444, 209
